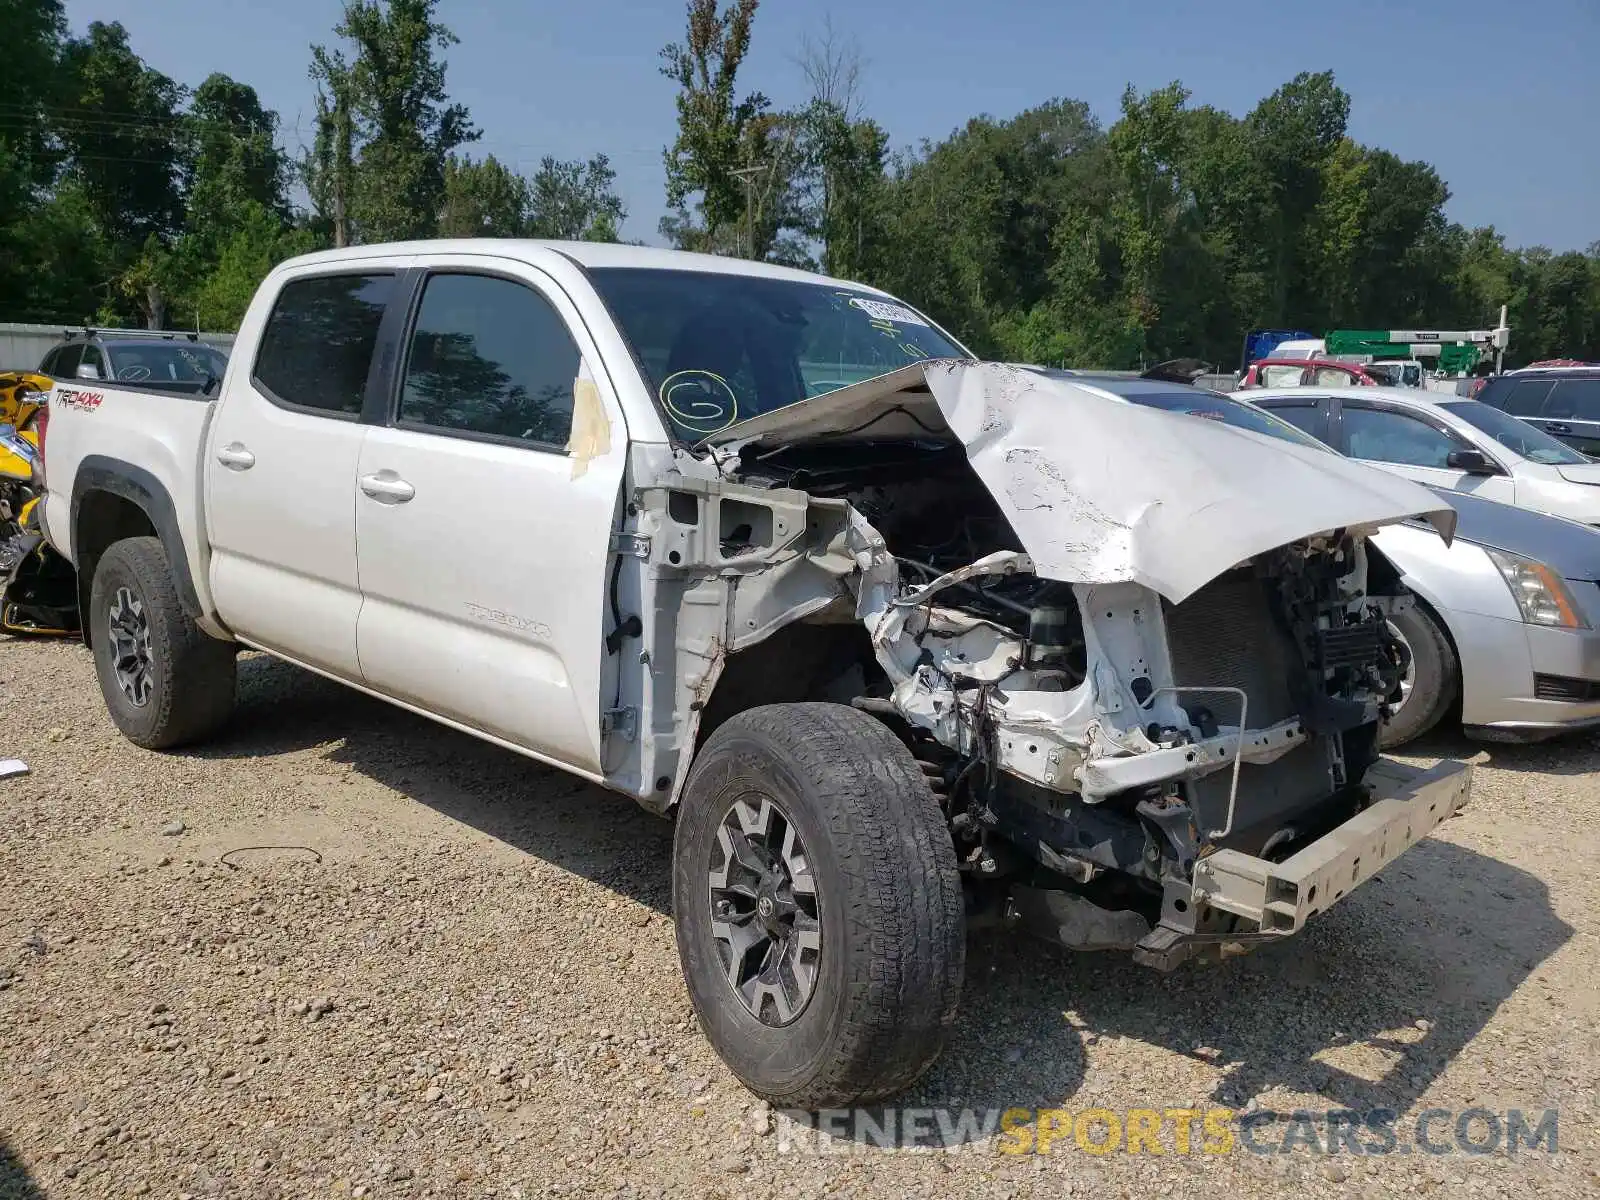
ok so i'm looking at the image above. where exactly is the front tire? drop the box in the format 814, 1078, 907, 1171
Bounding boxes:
1380, 603, 1458, 749
672, 703, 965, 1107
89, 536, 236, 749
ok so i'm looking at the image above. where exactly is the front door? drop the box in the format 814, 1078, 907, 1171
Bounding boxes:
206, 270, 400, 678
353, 263, 628, 773
1335, 400, 1518, 505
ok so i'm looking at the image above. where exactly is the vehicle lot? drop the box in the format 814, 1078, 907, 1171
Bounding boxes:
1, 638, 1596, 1198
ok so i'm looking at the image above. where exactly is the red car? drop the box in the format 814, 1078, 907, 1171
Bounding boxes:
1237, 358, 1383, 389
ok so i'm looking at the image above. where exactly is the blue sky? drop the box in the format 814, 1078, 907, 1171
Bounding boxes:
69, 0, 1599, 252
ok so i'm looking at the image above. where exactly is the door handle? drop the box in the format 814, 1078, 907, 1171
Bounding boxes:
1546, 422, 1572, 434
216, 443, 255, 470
359, 472, 416, 503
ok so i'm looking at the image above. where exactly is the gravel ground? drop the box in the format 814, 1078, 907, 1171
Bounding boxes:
0, 637, 1596, 1199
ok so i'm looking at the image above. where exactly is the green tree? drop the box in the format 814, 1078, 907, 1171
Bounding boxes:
186, 73, 290, 241
790, 26, 887, 278
0, 1, 72, 318
1107, 83, 1192, 350
57, 21, 187, 248
0, 0, 67, 197
1244, 70, 1350, 322
438, 154, 529, 236
526, 154, 626, 241
7, 184, 112, 324
309, 0, 479, 244
659, 0, 766, 252
1345, 149, 1452, 324
1301, 137, 1369, 324
307, 45, 355, 246
872, 100, 1111, 359
193, 202, 317, 330
798, 104, 887, 278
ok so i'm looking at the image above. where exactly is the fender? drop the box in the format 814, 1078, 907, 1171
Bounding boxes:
70, 455, 202, 618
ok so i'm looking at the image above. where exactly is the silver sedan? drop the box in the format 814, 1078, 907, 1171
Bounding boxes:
1371, 488, 1600, 744
1102, 379, 1600, 746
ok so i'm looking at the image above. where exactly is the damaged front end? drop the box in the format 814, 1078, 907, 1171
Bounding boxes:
619, 362, 1472, 970
852, 530, 1470, 969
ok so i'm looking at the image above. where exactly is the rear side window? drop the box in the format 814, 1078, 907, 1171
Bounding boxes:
52, 345, 83, 378
1546, 378, 1600, 421
1257, 401, 1328, 443
1491, 377, 1555, 416
397, 273, 580, 448
253, 274, 395, 416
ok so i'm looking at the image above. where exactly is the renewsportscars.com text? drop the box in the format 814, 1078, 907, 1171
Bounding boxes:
774, 1106, 1559, 1157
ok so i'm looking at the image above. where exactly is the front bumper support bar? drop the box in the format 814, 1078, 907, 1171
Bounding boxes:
1189, 758, 1473, 934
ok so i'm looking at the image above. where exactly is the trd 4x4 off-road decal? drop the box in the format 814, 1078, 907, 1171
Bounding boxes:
56, 389, 105, 412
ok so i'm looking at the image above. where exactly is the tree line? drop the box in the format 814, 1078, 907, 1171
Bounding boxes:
0, 0, 626, 333
0, 0, 1593, 370
659, 1, 1599, 368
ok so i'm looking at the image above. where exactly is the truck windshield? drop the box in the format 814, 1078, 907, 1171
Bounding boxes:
1438, 401, 1588, 465
586, 268, 968, 441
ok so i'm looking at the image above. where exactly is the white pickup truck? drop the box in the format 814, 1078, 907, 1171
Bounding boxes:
38, 241, 1472, 1106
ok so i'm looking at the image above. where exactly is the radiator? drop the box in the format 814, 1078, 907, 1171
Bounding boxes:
1164, 571, 1336, 847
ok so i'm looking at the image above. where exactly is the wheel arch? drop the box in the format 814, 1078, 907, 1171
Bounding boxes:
71, 457, 201, 646
1399, 580, 1464, 684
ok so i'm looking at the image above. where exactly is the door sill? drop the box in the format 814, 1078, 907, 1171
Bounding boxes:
234, 636, 611, 791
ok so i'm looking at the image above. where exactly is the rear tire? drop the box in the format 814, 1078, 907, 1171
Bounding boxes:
89, 536, 236, 749
1380, 603, 1458, 749
672, 702, 965, 1107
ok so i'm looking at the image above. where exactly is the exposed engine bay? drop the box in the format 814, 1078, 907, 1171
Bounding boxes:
729, 436, 1414, 956
614, 362, 1469, 969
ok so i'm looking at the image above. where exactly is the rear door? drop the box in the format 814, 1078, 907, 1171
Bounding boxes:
206, 267, 403, 679
1332, 398, 1519, 504
353, 257, 629, 773
1541, 377, 1600, 456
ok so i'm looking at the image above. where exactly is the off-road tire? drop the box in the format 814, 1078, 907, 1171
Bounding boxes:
89, 536, 236, 749
672, 702, 965, 1108
1380, 603, 1458, 749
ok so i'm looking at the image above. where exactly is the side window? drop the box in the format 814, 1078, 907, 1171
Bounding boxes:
1546, 379, 1600, 421
398, 273, 580, 448
1312, 366, 1353, 387
253, 273, 395, 416
1258, 401, 1327, 443
1343, 407, 1462, 469
79, 345, 105, 379
1498, 378, 1555, 416
54, 345, 83, 379
38, 348, 58, 376
1260, 365, 1304, 387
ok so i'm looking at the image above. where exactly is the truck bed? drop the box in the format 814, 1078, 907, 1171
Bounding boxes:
39, 379, 219, 614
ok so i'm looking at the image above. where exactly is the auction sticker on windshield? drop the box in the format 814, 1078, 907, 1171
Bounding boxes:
848, 297, 928, 326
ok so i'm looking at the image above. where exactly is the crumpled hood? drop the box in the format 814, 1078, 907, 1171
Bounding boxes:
719, 360, 1457, 603
924, 362, 1454, 601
